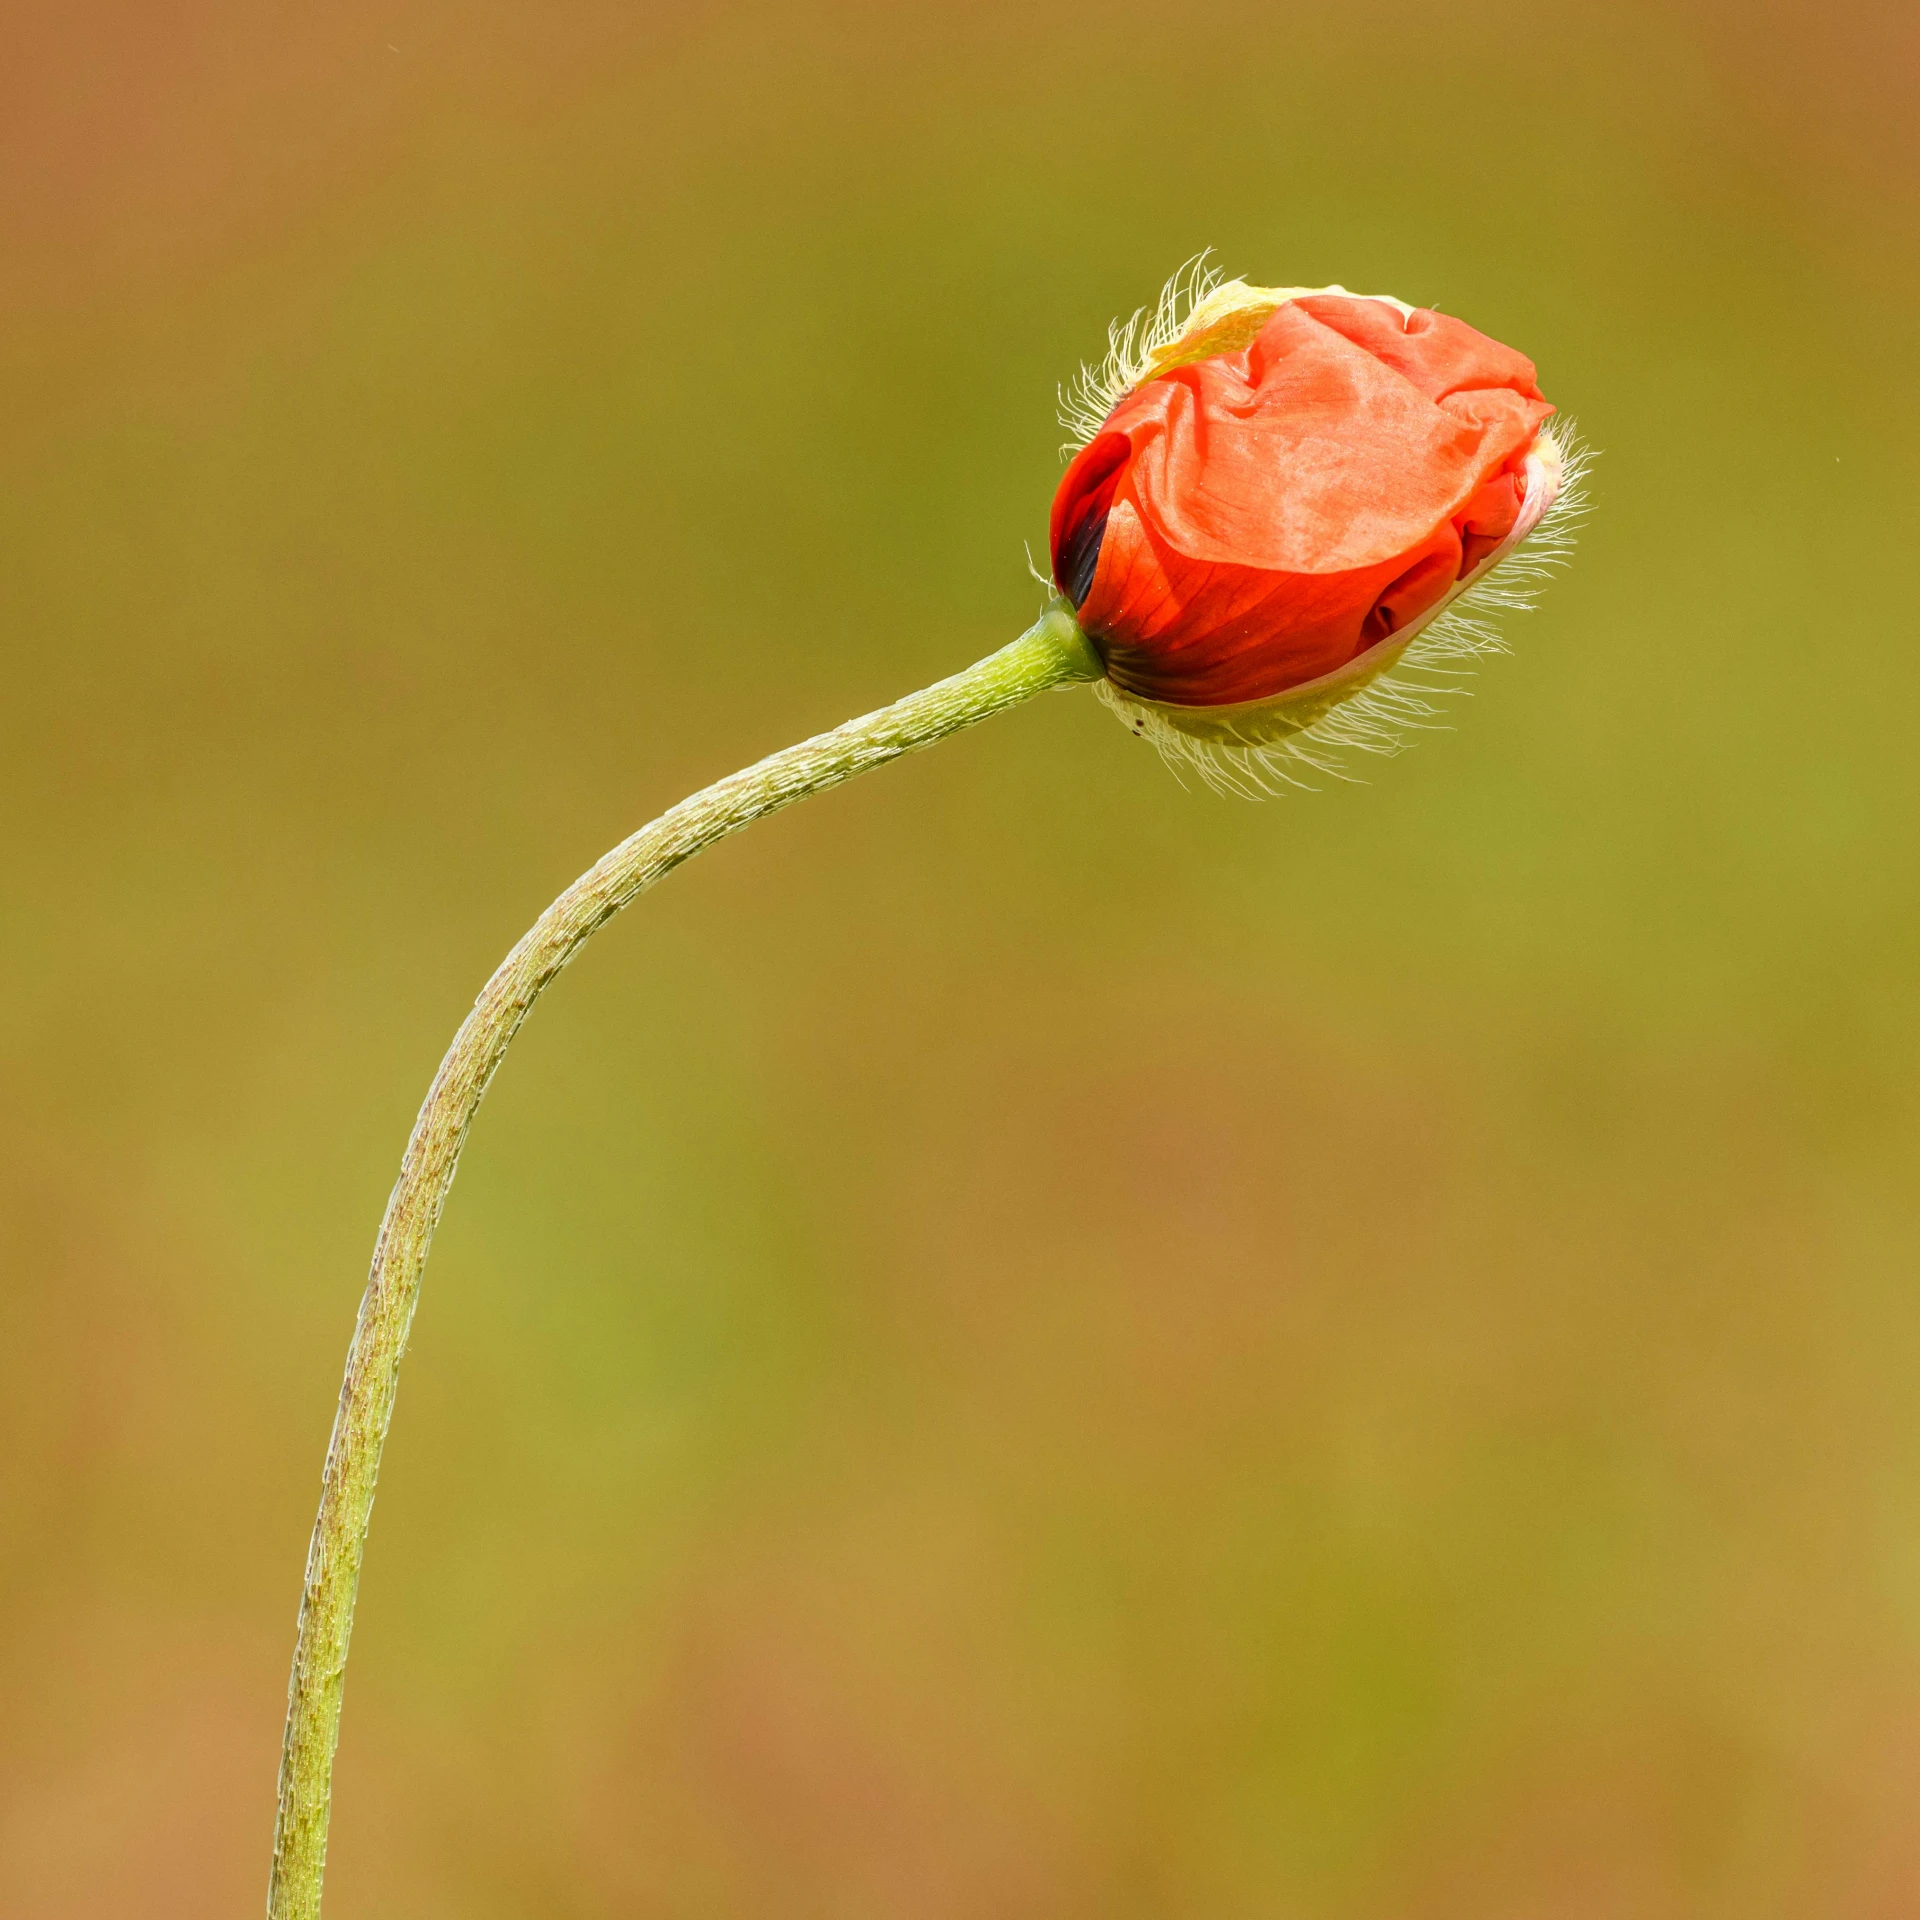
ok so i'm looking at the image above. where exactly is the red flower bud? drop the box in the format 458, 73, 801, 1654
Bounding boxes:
1052, 273, 1577, 789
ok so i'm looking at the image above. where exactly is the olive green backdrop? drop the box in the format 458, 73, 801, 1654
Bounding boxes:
4, 1, 1918, 1913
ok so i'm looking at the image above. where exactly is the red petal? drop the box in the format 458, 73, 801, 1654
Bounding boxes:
1057, 294, 1555, 709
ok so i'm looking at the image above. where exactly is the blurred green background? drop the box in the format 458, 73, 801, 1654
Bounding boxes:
4, 0, 1919, 1912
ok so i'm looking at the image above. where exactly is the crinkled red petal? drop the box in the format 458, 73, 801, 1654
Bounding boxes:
1053, 294, 1553, 708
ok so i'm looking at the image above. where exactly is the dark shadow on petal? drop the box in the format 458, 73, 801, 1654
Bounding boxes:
1050, 431, 1131, 607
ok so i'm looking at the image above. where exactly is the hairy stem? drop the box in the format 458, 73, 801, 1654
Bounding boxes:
268, 612, 1100, 1918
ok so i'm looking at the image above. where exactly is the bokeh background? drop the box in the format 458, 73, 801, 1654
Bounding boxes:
5, 0, 1920, 1912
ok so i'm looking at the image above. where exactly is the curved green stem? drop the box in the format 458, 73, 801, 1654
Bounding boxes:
268, 611, 1101, 1918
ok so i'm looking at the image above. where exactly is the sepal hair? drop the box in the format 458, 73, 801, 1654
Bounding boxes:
1058, 254, 1223, 456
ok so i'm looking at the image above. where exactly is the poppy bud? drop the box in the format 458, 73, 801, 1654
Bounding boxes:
1053, 268, 1581, 789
